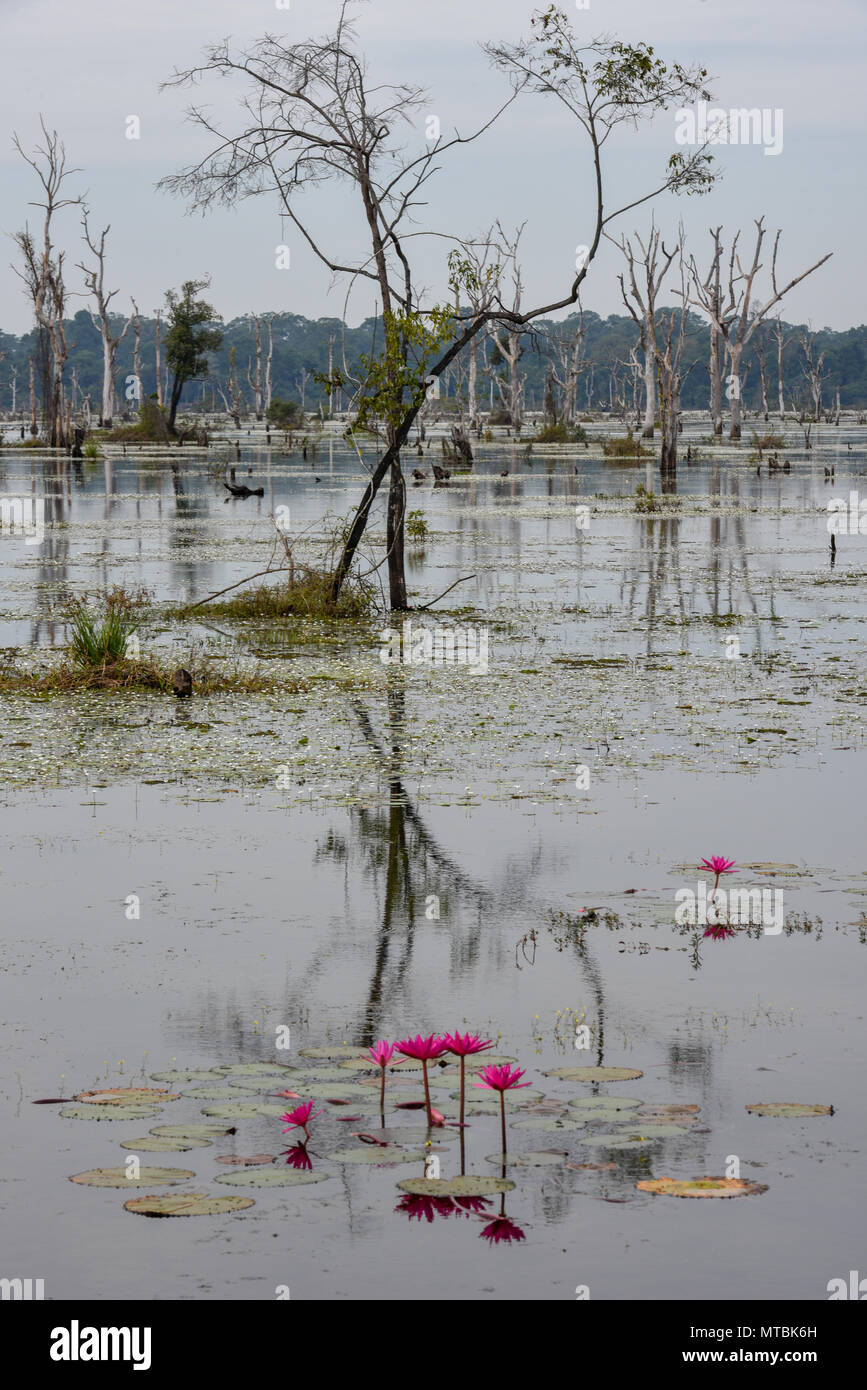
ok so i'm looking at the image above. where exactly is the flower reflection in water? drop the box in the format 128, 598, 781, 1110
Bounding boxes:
282, 1142, 314, 1171
480, 1215, 526, 1246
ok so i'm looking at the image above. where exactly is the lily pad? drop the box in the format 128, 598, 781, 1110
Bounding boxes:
73, 1087, 177, 1106
150, 1069, 219, 1084
214, 1154, 275, 1166
200, 1103, 265, 1119
458, 1088, 544, 1104
542, 1066, 643, 1082
120, 1136, 211, 1152
151, 1123, 236, 1139
486, 1150, 566, 1166
298, 1047, 364, 1059
70, 1166, 195, 1187
301, 1084, 373, 1100
213, 1169, 329, 1187
577, 1133, 659, 1148
513, 1117, 584, 1133
181, 1086, 253, 1100
61, 1104, 162, 1122
617, 1124, 691, 1138
746, 1103, 833, 1118
212, 1063, 298, 1076
568, 1096, 643, 1114
124, 1192, 254, 1216
328, 1147, 426, 1165
637, 1104, 700, 1119
397, 1176, 515, 1197
637, 1177, 769, 1198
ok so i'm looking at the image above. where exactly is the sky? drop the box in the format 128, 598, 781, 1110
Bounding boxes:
0, 0, 864, 334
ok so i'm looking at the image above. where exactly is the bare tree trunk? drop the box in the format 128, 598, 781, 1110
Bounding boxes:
155, 309, 163, 406
28, 355, 37, 435
641, 344, 656, 437
264, 316, 274, 414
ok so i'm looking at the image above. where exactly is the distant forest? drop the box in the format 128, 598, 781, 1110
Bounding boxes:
1, 307, 865, 419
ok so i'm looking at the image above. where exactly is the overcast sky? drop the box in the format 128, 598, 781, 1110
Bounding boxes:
1, 0, 864, 333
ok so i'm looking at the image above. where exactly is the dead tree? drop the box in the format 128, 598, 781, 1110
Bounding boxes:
683, 219, 831, 439
77, 212, 132, 426
247, 314, 263, 419
800, 329, 828, 422
488, 223, 526, 429
12, 119, 80, 447
616, 225, 678, 441
264, 315, 274, 415
130, 299, 142, 410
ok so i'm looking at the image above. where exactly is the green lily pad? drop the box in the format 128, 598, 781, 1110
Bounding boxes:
460, 1088, 544, 1104
568, 1096, 643, 1113
577, 1133, 659, 1148
182, 1086, 253, 1100
636, 1104, 700, 1119
60, 1105, 162, 1122
120, 1136, 211, 1152
617, 1124, 691, 1138
214, 1154, 275, 1166
213, 1169, 329, 1187
397, 1176, 515, 1197
542, 1066, 643, 1082
151, 1123, 236, 1139
746, 1103, 833, 1117
70, 1167, 195, 1187
200, 1103, 266, 1119
513, 1117, 584, 1132
298, 1047, 364, 1059
124, 1192, 254, 1216
328, 1147, 426, 1165
486, 1150, 566, 1166
150, 1069, 219, 1084
212, 1063, 297, 1076
301, 1084, 373, 1100
73, 1087, 178, 1106
228, 1077, 301, 1092
637, 1177, 768, 1198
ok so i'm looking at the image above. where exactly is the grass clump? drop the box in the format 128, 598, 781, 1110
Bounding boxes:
66, 602, 142, 669
190, 567, 372, 622
534, 422, 588, 444
602, 431, 644, 460
634, 483, 659, 513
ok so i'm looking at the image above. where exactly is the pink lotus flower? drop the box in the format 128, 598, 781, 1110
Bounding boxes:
280, 1100, 323, 1140
443, 1032, 493, 1057
396, 1034, 449, 1126
395, 1034, 449, 1061
699, 855, 737, 899
699, 856, 737, 876
368, 1039, 397, 1114
480, 1216, 526, 1246
472, 1064, 531, 1093
444, 1032, 494, 1132
473, 1064, 531, 1154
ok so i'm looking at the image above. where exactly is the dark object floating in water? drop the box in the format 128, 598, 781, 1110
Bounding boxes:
412, 469, 427, 480
172, 668, 193, 698
32, 1098, 67, 1104
224, 482, 264, 498
432, 464, 450, 481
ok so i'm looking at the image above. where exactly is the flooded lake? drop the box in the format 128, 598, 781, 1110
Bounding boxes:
2, 422, 864, 1300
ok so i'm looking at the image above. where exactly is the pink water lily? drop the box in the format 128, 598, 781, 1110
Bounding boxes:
367, 1039, 397, 1114
444, 1032, 494, 1134
396, 1034, 449, 1126
473, 1063, 531, 1154
703, 924, 737, 941
280, 1100, 323, 1141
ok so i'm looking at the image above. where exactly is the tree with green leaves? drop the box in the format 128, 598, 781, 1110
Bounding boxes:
160, 2, 716, 608
164, 277, 223, 433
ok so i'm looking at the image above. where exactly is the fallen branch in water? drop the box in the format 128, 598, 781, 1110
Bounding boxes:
416, 575, 477, 611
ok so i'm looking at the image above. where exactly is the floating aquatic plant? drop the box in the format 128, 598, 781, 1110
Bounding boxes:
280, 1100, 323, 1142
443, 1031, 494, 1130
396, 1035, 449, 1126
472, 1064, 531, 1156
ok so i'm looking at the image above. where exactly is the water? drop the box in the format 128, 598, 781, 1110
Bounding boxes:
1, 421, 864, 1299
